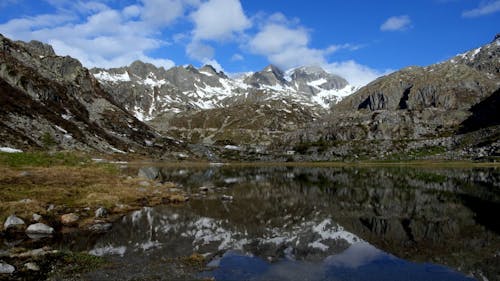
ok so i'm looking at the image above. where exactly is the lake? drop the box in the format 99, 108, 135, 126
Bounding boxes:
73, 165, 500, 280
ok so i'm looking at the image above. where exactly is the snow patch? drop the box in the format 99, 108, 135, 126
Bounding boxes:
94, 71, 130, 83
0, 147, 23, 153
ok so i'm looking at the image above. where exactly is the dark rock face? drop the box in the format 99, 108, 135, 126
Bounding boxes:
280, 36, 500, 160
243, 64, 288, 88
0, 34, 171, 153
290, 66, 349, 96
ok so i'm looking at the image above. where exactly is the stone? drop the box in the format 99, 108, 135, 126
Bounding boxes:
24, 262, 39, 271
221, 195, 234, 201
32, 213, 42, 222
199, 186, 210, 192
0, 262, 15, 274
138, 180, 151, 187
60, 213, 79, 226
47, 204, 55, 212
4, 215, 25, 231
95, 207, 108, 218
88, 223, 112, 233
138, 167, 162, 180
26, 223, 54, 235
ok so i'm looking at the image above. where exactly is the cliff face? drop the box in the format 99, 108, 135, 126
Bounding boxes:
279, 37, 500, 161
0, 34, 177, 154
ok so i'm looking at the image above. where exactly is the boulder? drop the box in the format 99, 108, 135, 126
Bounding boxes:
26, 223, 54, 235
95, 207, 108, 218
24, 262, 40, 271
0, 262, 15, 274
60, 213, 79, 226
3, 215, 25, 231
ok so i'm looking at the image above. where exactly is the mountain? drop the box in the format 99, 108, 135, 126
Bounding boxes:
281, 35, 500, 161
90, 63, 357, 122
0, 34, 181, 155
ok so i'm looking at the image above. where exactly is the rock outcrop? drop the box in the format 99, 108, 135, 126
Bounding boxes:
281, 36, 500, 160
0, 34, 180, 154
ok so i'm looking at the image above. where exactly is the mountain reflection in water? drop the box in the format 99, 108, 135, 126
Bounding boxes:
88, 165, 499, 281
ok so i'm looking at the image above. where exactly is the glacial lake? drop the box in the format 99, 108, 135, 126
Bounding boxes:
61, 165, 500, 280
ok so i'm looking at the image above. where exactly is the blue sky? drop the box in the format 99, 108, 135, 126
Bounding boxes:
0, 0, 499, 85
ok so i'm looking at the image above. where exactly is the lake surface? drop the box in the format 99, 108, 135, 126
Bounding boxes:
82, 165, 500, 280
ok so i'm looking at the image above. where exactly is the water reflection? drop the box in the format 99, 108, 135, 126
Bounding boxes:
94, 165, 499, 280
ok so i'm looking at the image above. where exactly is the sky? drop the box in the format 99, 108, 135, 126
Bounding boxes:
0, 0, 499, 86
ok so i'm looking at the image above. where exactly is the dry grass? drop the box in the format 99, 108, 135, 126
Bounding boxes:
0, 165, 186, 228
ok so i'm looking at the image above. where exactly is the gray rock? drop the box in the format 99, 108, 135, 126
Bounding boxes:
4, 215, 25, 231
26, 223, 54, 235
0, 262, 15, 274
32, 213, 42, 222
138, 167, 162, 180
24, 262, 40, 271
138, 180, 151, 187
95, 207, 108, 218
60, 213, 79, 226
88, 223, 112, 233
221, 195, 234, 201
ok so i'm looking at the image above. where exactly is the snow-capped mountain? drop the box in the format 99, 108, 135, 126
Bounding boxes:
91, 63, 358, 121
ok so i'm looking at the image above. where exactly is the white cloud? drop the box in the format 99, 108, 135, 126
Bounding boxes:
190, 0, 251, 41
246, 13, 382, 86
202, 58, 224, 72
324, 61, 391, 87
186, 40, 215, 61
0, 1, 179, 69
462, 1, 500, 18
380, 15, 412, 31
231, 53, 244, 61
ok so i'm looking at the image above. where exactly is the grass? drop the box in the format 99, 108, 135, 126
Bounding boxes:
0, 151, 89, 167
0, 151, 186, 228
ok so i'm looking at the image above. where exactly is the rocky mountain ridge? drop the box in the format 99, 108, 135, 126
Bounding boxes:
279, 35, 500, 161
91, 62, 357, 121
0, 34, 183, 155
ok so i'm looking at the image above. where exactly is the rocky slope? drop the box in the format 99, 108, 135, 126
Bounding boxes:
91, 62, 357, 122
0, 34, 181, 155
279, 36, 500, 161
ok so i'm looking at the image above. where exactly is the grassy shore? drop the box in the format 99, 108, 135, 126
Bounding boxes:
0, 151, 187, 229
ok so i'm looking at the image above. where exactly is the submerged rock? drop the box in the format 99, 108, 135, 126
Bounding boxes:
3, 215, 25, 231
0, 262, 15, 274
88, 223, 112, 233
26, 223, 54, 235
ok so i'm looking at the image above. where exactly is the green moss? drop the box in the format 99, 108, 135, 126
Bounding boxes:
51, 251, 107, 275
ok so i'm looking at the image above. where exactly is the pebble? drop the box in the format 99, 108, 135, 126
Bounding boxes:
221, 195, 234, 201
32, 213, 42, 222
138, 180, 151, 187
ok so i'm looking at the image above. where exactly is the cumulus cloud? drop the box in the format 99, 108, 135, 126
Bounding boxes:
380, 15, 412, 31
324, 61, 390, 87
0, 1, 181, 69
246, 13, 382, 86
462, 1, 500, 18
190, 0, 251, 41
186, 40, 215, 61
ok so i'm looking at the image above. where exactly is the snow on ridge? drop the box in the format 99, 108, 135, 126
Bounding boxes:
200, 71, 214, 77
307, 78, 328, 88
94, 71, 130, 82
